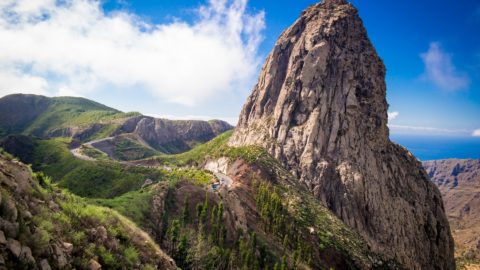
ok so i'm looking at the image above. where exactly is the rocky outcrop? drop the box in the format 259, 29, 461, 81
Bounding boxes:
229, 0, 455, 268
114, 116, 233, 153
424, 159, 480, 263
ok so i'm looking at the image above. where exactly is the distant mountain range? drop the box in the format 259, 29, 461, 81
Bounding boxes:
0, 93, 233, 160
424, 159, 480, 267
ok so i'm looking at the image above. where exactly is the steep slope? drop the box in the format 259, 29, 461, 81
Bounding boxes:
113, 116, 233, 154
94, 132, 398, 269
0, 94, 134, 140
0, 151, 176, 269
229, 0, 455, 269
424, 159, 480, 266
0, 135, 37, 165
0, 94, 50, 137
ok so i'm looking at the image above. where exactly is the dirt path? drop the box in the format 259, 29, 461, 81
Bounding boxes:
83, 136, 114, 147
69, 136, 115, 161
70, 147, 95, 161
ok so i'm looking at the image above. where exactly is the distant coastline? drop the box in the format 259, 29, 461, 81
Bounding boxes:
391, 134, 480, 161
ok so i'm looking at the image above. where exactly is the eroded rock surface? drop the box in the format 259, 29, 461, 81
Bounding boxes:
115, 116, 232, 153
229, 0, 455, 268
424, 159, 480, 263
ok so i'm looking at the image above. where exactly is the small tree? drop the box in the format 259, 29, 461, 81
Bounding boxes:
182, 197, 190, 224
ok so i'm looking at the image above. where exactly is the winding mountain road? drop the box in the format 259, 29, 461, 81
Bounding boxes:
69, 136, 114, 161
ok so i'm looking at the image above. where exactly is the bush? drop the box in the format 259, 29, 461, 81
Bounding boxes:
124, 246, 140, 266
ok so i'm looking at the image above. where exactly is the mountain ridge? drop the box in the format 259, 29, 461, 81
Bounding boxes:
0, 94, 233, 158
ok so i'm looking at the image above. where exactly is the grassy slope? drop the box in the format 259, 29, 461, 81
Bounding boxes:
145, 130, 278, 170
32, 137, 214, 199
110, 135, 161, 161
0, 94, 140, 139
32, 138, 166, 198
95, 131, 389, 269
24, 97, 139, 137
0, 152, 175, 269
26, 132, 400, 267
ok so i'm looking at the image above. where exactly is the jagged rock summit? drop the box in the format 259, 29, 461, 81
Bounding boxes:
230, 0, 455, 269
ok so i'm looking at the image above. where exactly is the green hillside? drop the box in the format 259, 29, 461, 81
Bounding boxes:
0, 126, 398, 269
89, 131, 391, 269
0, 94, 139, 138
0, 151, 176, 269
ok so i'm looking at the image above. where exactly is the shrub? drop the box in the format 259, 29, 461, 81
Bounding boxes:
124, 246, 140, 266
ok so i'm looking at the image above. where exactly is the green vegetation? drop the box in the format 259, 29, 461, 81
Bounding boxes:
161, 190, 278, 270
12, 121, 382, 269
0, 147, 15, 161
90, 188, 155, 226
148, 131, 279, 171
26, 172, 167, 269
84, 123, 121, 142
0, 134, 37, 164
22, 97, 130, 136
0, 151, 172, 270
254, 181, 315, 267
110, 136, 160, 161
79, 145, 109, 160
32, 138, 166, 198
0, 94, 140, 140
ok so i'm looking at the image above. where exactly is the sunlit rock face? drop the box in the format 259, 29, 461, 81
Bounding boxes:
229, 0, 455, 269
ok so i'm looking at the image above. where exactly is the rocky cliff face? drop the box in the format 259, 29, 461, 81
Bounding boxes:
115, 116, 233, 153
424, 159, 480, 263
229, 0, 455, 268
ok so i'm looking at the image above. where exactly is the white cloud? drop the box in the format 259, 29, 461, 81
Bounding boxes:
0, 0, 265, 106
0, 67, 49, 96
420, 42, 469, 91
472, 129, 480, 137
388, 111, 399, 121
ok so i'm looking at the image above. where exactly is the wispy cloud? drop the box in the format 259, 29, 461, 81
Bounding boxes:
388, 111, 399, 121
389, 124, 470, 136
0, 0, 265, 106
473, 129, 480, 137
420, 42, 469, 91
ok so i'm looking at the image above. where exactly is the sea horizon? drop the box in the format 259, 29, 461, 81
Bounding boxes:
391, 134, 480, 161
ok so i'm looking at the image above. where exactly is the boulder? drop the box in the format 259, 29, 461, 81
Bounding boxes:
62, 242, 73, 254
39, 259, 52, 270
7, 238, 21, 257
89, 259, 102, 270
0, 220, 19, 238
20, 246, 35, 265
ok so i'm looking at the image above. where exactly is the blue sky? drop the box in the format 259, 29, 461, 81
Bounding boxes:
0, 0, 479, 139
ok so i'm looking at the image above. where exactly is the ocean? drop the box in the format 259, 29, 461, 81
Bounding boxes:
390, 135, 480, 161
